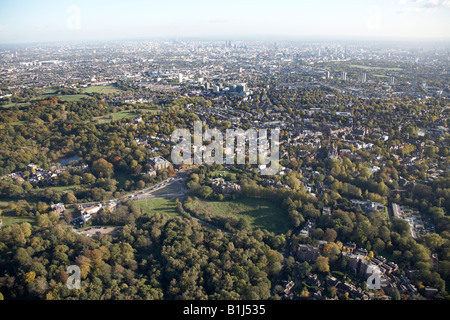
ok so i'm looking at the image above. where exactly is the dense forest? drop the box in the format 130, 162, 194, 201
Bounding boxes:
0, 204, 284, 300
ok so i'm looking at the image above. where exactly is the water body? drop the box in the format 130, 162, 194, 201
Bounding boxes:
59, 155, 81, 166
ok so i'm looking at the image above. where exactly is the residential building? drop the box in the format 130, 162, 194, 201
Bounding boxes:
148, 156, 171, 170
50, 203, 66, 215
297, 244, 320, 262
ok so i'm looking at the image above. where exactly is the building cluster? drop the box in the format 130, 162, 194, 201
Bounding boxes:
392, 203, 435, 238
350, 199, 385, 214
211, 178, 241, 194
288, 240, 418, 300
3, 163, 88, 186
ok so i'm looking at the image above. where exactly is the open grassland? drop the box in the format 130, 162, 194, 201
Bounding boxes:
185, 198, 292, 234
133, 198, 179, 217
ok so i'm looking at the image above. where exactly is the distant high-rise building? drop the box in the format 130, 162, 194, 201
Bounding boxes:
359, 73, 367, 83
326, 71, 331, 79
341, 71, 347, 81
389, 76, 395, 86
421, 81, 427, 90
178, 73, 183, 83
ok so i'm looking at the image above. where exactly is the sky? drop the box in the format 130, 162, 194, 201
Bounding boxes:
0, 0, 449, 44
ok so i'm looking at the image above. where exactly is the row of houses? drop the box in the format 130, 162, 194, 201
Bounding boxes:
283, 273, 370, 300
4, 163, 88, 186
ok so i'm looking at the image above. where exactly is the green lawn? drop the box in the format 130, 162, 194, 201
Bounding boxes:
93, 110, 139, 123
1, 215, 36, 227
59, 94, 90, 102
185, 198, 292, 234
0, 102, 28, 109
33, 90, 89, 102
349, 64, 403, 71
51, 185, 80, 192
81, 85, 120, 94
133, 198, 179, 217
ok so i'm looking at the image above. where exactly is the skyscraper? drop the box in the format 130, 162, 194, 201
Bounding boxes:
341, 71, 347, 81
389, 76, 395, 86
359, 73, 367, 83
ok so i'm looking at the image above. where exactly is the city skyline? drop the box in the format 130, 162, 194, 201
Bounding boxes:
0, 0, 450, 44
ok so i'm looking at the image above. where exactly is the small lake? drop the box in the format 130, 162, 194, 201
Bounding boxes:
59, 155, 81, 166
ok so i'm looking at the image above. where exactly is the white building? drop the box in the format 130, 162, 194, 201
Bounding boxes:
80, 204, 103, 222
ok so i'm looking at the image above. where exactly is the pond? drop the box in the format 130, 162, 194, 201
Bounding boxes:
59, 155, 81, 166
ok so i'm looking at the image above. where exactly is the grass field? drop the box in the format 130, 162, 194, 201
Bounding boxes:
114, 171, 129, 189
93, 110, 140, 123
51, 185, 80, 192
81, 85, 120, 95
1, 86, 114, 109
0, 201, 9, 207
34, 90, 90, 102
349, 64, 403, 71
133, 198, 179, 217
11, 121, 26, 126
0, 102, 28, 109
186, 198, 292, 234
59, 94, 90, 102
1, 215, 36, 227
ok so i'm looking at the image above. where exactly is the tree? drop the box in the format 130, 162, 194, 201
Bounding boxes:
198, 186, 213, 199
92, 158, 114, 178
313, 228, 324, 240
313, 256, 330, 273
62, 192, 77, 204
136, 180, 145, 190
24, 271, 36, 283
391, 288, 401, 300
324, 228, 338, 242
37, 214, 51, 227
82, 173, 96, 184
298, 261, 312, 277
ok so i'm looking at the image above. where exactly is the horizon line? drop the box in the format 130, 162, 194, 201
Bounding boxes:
1, 34, 450, 47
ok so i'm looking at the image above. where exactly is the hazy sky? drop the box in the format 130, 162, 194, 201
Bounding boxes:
0, 0, 449, 43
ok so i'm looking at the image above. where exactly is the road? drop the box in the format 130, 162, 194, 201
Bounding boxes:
130, 171, 187, 201
75, 170, 188, 209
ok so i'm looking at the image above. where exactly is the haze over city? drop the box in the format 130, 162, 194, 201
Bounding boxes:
0, 0, 450, 44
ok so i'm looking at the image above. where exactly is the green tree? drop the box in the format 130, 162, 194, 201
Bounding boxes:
313, 256, 330, 273
92, 158, 114, 178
